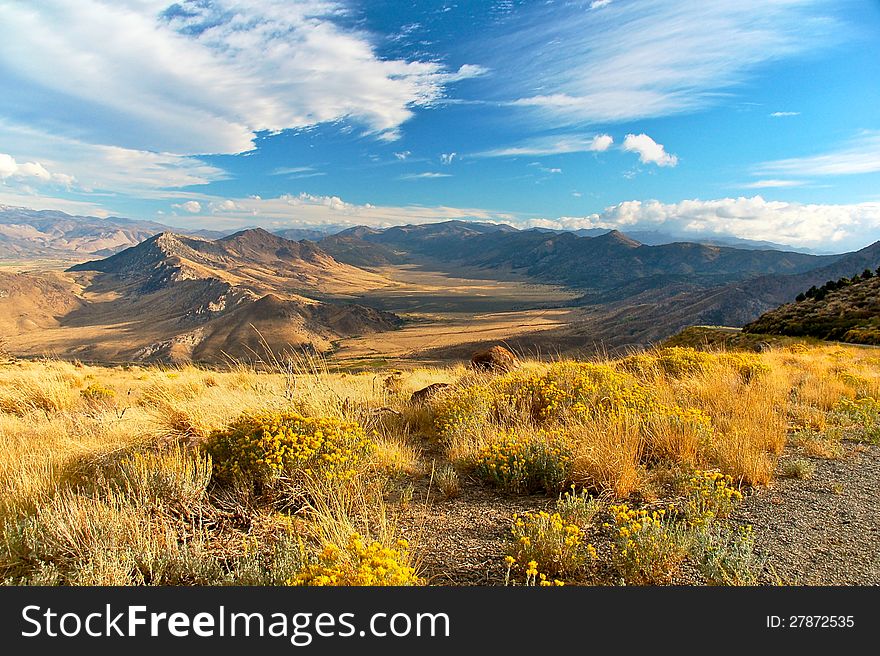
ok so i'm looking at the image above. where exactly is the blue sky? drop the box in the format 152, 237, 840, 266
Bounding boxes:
1, 0, 879, 251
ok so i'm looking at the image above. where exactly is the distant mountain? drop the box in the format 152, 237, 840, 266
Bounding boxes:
0, 206, 173, 258
743, 266, 880, 344
324, 220, 839, 294
273, 227, 331, 242
585, 241, 880, 344
2, 229, 399, 362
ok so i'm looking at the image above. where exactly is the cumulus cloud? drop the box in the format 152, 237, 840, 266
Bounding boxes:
527, 196, 880, 250
493, 1, 838, 126
622, 134, 678, 167
149, 192, 517, 231
173, 201, 202, 214
476, 134, 613, 158
0, 152, 73, 186
0, 0, 485, 155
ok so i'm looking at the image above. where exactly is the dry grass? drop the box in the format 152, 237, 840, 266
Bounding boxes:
1, 341, 878, 585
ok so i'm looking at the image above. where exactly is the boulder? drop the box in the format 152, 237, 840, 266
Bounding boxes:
410, 382, 452, 404
470, 345, 519, 372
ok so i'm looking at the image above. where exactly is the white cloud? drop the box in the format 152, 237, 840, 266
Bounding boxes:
741, 179, 805, 189
0, 121, 225, 196
770, 111, 800, 117
757, 131, 880, 177
174, 201, 202, 214
0, 152, 73, 186
622, 134, 678, 167
476, 134, 613, 158
528, 196, 880, 250
149, 191, 517, 231
394, 151, 411, 160
271, 166, 326, 180
0, 1, 485, 155
494, 1, 838, 126
399, 172, 453, 180
590, 0, 614, 9
440, 152, 457, 165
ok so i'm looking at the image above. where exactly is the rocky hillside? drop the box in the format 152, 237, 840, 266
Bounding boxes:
3, 229, 400, 363
743, 268, 880, 344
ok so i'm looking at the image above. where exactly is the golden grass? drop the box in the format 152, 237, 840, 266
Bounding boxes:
0, 340, 877, 585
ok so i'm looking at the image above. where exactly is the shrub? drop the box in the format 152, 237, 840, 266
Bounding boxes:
289, 534, 420, 586
473, 431, 570, 493
831, 397, 880, 444
607, 503, 688, 585
203, 411, 373, 486
683, 470, 743, 527
508, 510, 591, 577
80, 383, 116, 405
690, 524, 764, 586
782, 458, 815, 480
621, 348, 769, 383
555, 486, 602, 526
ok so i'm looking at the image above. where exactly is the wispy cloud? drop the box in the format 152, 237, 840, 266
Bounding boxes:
741, 179, 805, 189
399, 172, 452, 180
394, 151, 411, 160
757, 132, 880, 177
769, 111, 800, 117
476, 134, 613, 158
622, 134, 678, 167
0, 0, 485, 154
440, 152, 457, 165
271, 166, 326, 179
490, 0, 838, 126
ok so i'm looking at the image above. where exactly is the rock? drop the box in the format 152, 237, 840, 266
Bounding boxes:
410, 382, 452, 404
470, 345, 520, 372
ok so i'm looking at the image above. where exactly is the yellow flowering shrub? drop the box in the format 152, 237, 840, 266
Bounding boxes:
503, 556, 566, 586
434, 384, 496, 437
80, 382, 116, 404
621, 348, 769, 383
290, 534, 420, 586
506, 362, 656, 422
607, 503, 687, 585
204, 411, 373, 485
474, 431, 571, 493
683, 470, 743, 526
508, 511, 590, 577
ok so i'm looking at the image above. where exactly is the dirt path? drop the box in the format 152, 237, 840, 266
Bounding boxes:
730, 441, 880, 585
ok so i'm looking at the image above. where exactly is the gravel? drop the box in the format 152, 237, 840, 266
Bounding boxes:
730, 441, 880, 585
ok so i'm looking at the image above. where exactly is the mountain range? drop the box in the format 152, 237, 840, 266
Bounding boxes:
2, 206, 880, 363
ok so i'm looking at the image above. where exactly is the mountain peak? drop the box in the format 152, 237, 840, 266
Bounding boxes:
592, 229, 641, 248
